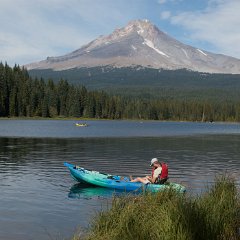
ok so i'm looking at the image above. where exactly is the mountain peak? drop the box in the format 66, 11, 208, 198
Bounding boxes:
112, 19, 160, 38
126, 19, 153, 28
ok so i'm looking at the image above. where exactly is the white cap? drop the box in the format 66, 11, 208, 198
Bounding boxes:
150, 158, 158, 166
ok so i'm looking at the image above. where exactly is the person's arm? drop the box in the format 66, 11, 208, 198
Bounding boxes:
146, 175, 157, 183
146, 176, 152, 182
150, 176, 157, 183
150, 167, 162, 183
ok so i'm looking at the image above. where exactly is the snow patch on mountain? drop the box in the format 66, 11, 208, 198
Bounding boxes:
143, 39, 169, 57
137, 24, 145, 35
197, 49, 207, 56
131, 45, 137, 51
182, 48, 189, 58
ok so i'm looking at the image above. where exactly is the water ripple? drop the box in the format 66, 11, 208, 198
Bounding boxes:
0, 135, 240, 240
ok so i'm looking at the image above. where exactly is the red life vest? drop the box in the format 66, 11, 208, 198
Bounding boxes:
160, 163, 168, 179
152, 163, 168, 180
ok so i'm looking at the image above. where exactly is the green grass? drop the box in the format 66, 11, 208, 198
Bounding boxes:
75, 176, 240, 240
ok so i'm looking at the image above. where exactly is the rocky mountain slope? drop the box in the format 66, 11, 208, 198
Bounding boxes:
25, 19, 240, 74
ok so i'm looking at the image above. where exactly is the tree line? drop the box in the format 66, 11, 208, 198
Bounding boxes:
1, 63, 240, 121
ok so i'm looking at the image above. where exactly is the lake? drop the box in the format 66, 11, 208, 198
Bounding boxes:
0, 120, 240, 240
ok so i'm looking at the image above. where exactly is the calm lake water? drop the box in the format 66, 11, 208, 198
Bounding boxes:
0, 120, 240, 240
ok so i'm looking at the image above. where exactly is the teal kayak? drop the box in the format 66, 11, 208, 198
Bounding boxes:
64, 162, 186, 193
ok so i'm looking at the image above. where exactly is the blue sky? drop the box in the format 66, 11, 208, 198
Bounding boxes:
1, 0, 240, 66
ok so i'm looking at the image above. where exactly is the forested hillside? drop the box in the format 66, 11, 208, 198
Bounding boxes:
29, 66, 240, 100
29, 67, 240, 89
1, 63, 240, 121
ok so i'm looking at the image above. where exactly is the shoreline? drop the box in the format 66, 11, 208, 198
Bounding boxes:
0, 117, 239, 124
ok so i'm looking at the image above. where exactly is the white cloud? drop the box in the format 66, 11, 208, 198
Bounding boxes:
3, 0, 239, 66
0, 0, 138, 66
170, 0, 240, 58
160, 11, 171, 20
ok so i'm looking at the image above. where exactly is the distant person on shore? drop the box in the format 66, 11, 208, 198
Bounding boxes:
130, 158, 168, 184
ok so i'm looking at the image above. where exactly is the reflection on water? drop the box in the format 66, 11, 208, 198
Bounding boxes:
0, 135, 240, 240
68, 183, 124, 200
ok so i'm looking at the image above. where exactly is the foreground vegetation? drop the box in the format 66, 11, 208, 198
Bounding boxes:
1, 63, 240, 121
76, 176, 240, 240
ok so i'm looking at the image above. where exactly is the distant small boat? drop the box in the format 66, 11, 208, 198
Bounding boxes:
75, 123, 88, 127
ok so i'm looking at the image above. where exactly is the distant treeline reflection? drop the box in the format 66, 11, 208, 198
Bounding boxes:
1, 63, 240, 121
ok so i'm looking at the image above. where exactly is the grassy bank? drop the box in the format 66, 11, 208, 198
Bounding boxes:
75, 176, 240, 240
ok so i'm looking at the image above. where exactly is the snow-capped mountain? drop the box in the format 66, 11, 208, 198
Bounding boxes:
25, 19, 240, 74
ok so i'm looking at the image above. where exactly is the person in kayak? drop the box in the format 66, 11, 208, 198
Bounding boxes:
130, 158, 168, 184
150, 158, 169, 184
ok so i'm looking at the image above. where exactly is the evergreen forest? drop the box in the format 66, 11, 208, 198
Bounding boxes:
1, 63, 240, 122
